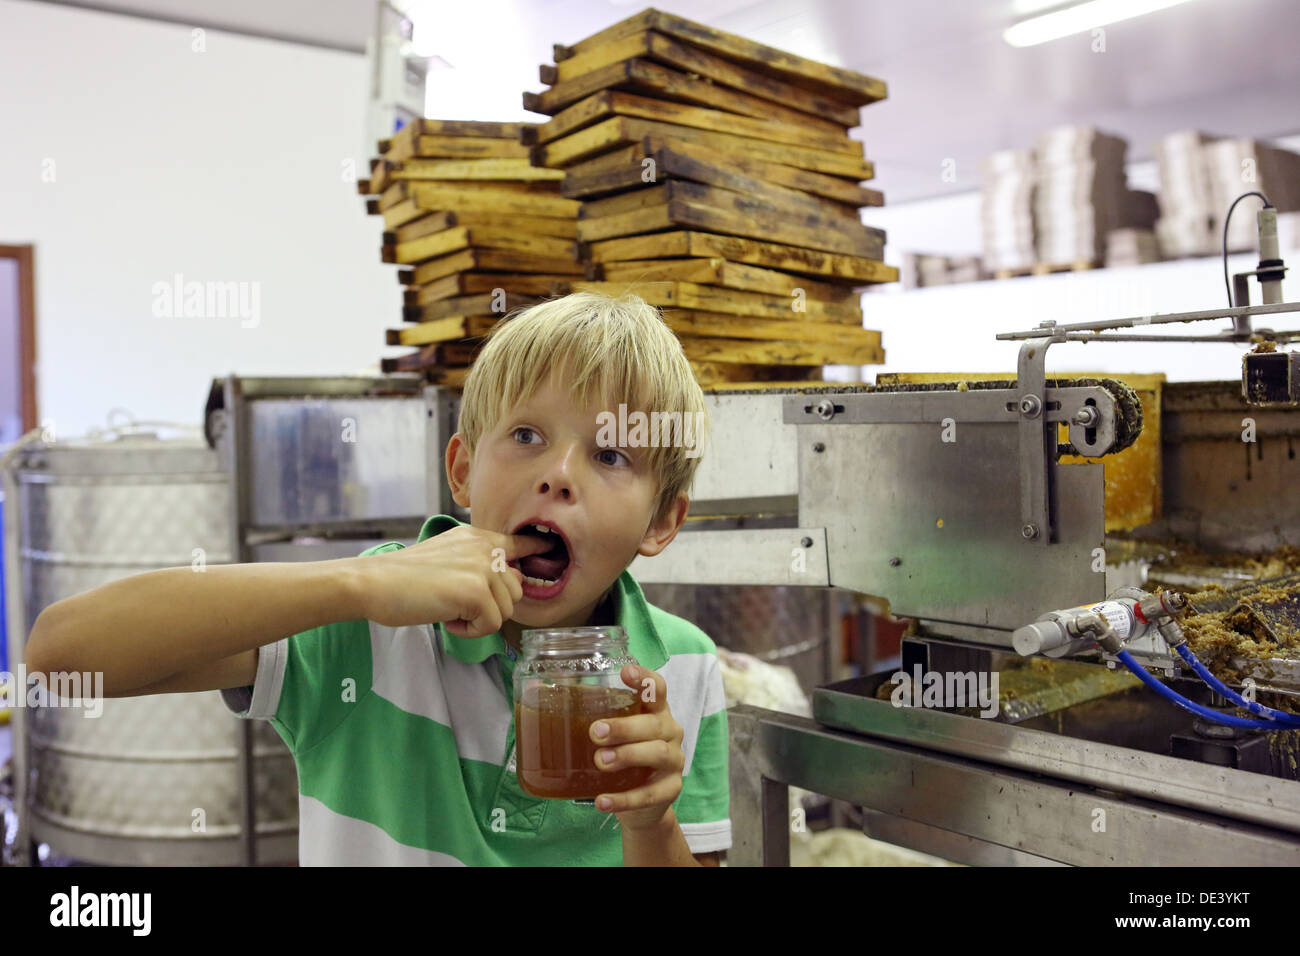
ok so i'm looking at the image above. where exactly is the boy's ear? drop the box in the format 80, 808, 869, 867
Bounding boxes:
446, 432, 472, 508
637, 493, 689, 558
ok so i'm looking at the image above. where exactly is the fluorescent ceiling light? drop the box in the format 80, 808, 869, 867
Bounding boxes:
1004, 0, 1199, 47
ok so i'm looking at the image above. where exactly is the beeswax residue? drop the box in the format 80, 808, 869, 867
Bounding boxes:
1181, 579, 1300, 678
1138, 538, 1300, 584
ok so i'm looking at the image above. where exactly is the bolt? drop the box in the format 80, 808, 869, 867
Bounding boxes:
1019, 395, 1042, 417
1022, 524, 1039, 539
1072, 407, 1098, 427
814, 399, 836, 421
813, 442, 825, 453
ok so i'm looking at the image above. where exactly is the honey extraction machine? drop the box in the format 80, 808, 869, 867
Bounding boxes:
628, 198, 1300, 866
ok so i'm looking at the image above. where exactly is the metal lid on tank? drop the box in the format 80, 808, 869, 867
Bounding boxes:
9, 414, 218, 477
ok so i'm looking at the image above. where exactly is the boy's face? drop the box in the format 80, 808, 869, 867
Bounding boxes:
447, 370, 687, 629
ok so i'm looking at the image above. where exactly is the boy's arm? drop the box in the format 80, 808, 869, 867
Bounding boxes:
621, 809, 713, 866
24, 559, 365, 696
25, 525, 547, 700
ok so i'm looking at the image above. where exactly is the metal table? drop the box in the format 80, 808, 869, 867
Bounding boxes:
728, 693, 1300, 866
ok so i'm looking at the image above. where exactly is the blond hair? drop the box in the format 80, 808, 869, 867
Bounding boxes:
456, 292, 710, 524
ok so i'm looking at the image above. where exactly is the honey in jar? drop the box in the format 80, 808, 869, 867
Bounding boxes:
512, 626, 655, 800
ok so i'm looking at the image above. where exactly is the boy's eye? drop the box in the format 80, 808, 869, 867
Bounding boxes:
597, 448, 629, 467
512, 427, 628, 466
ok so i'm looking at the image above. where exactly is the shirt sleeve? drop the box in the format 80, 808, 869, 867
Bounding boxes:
674, 653, 732, 855
219, 617, 374, 755
219, 541, 403, 755
220, 637, 288, 721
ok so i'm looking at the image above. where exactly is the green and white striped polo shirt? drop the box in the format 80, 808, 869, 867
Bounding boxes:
222, 513, 731, 865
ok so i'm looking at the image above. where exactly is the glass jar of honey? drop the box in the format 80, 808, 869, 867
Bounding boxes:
512, 625, 654, 800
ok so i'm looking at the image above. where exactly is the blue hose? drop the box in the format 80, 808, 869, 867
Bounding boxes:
1115, 650, 1296, 731
1172, 643, 1300, 727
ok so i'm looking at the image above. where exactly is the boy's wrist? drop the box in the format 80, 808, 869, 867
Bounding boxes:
621, 808, 702, 866
620, 805, 676, 835
324, 557, 371, 622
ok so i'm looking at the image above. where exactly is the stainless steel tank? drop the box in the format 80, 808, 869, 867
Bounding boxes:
11, 432, 298, 865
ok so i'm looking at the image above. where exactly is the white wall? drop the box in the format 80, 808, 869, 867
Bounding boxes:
851, 134, 1300, 383
0, 0, 398, 439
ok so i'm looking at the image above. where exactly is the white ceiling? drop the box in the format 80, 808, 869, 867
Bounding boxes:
28, 0, 1300, 203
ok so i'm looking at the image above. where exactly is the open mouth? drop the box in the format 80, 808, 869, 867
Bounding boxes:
511, 520, 573, 587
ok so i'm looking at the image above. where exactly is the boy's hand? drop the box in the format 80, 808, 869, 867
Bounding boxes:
590, 664, 685, 830
351, 526, 551, 636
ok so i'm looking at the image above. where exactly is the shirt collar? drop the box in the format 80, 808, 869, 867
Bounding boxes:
418, 514, 669, 671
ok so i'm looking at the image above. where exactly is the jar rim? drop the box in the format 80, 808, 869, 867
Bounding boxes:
520, 625, 627, 654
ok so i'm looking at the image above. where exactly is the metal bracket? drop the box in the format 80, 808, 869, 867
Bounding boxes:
783, 386, 1114, 429
784, 324, 1112, 548
1017, 333, 1055, 545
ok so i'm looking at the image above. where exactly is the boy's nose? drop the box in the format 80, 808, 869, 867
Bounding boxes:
536, 443, 581, 498
538, 480, 571, 500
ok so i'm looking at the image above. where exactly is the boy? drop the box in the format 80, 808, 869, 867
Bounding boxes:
25, 292, 730, 866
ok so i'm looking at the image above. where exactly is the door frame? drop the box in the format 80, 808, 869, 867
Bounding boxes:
0, 244, 37, 435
